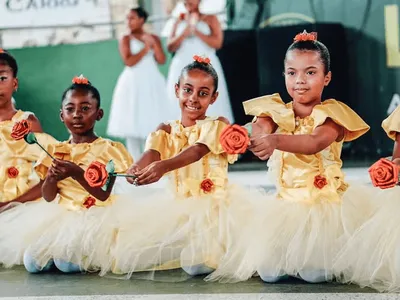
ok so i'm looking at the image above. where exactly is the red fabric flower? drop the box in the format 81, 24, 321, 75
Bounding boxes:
72, 75, 89, 85
11, 119, 31, 140
7, 167, 19, 178
84, 161, 108, 188
314, 175, 328, 189
294, 30, 318, 42
369, 158, 399, 189
219, 124, 250, 154
83, 196, 96, 209
200, 178, 214, 193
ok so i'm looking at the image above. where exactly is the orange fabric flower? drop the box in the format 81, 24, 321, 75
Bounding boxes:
193, 55, 211, 64
294, 30, 318, 42
11, 119, 31, 140
84, 161, 108, 188
369, 158, 399, 189
0, 49, 5, 54
219, 124, 250, 154
83, 196, 96, 209
200, 178, 214, 193
314, 175, 327, 189
7, 167, 19, 178
179, 13, 186, 20
72, 74, 89, 85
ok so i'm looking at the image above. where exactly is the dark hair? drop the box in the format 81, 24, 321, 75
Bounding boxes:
131, 7, 149, 22
177, 61, 219, 93
0, 50, 18, 77
285, 40, 331, 74
61, 82, 101, 107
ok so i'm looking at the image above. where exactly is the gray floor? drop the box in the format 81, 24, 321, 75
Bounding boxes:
0, 266, 393, 300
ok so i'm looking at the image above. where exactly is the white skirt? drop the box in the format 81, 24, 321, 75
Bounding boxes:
107, 60, 169, 139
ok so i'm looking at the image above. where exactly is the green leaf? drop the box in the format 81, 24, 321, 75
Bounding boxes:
106, 160, 115, 174
24, 132, 38, 145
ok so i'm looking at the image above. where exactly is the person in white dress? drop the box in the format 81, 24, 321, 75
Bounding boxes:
107, 7, 168, 160
166, 0, 233, 122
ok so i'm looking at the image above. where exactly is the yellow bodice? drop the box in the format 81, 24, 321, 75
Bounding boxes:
35, 138, 133, 211
382, 105, 400, 141
0, 110, 57, 202
145, 117, 237, 198
244, 94, 370, 203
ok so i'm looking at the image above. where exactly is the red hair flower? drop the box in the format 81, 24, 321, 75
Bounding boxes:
179, 13, 186, 20
200, 178, 214, 193
72, 74, 89, 85
83, 196, 96, 209
11, 119, 31, 140
7, 167, 19, 179
193, 55, 211, 64
294, 30, 318, 42
0, 49, 5, 54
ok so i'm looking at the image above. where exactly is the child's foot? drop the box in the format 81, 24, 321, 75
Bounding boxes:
299, 269, 328, 283
23, 251, 54, 273
54, 259, 81, 273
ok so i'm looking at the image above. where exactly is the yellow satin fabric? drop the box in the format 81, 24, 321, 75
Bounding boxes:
382, 105, 400, 141
0, 110, 57, 202
244, 94, 370, 204
145, 117, 237, 199
35, 138, 133, 211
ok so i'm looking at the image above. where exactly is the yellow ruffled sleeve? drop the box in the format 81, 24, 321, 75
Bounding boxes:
98, 140, 133, 173
243, 93, 295, 132
196, 119, 238, 163
312, 99, 370, 142
145, 129, 186, 160
382, 105, 400, 140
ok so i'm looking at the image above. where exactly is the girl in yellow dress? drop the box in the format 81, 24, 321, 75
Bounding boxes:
0, 50, 57, 268
207, 31, 373, 284
99, 56, 259, 279
0, 49, 56, 208
0, 76, 132, 273
333, 105, 400, 292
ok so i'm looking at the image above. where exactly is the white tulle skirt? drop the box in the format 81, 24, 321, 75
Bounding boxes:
206, 183, 377, 283
99, 184, 264, 279
334, 186, 400, 292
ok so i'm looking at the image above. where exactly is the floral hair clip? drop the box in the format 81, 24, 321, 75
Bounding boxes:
193, 55, 211, 64
0, 48, 5, 54
294, 30, 318, 42
72, 74, 89, 85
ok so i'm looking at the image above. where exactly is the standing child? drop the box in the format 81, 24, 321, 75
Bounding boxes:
333, 105, 400, 292
107, 7, 169, 160
207, 31, 373, 284
0, 75, 133, 273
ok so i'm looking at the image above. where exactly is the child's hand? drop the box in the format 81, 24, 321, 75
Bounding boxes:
248, 134, 278, 160
135, 161, 167, 186
126, 164, 141, 184
50, 159, 83, 180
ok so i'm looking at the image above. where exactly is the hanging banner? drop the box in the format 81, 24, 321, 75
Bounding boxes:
0, 0, 111, 28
